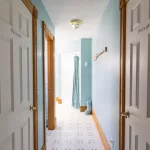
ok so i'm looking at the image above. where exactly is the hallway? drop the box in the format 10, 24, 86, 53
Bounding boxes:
1, 0, 146, 149
46, 104, 104, 150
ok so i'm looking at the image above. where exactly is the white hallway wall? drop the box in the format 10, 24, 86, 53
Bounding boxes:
61, 51, 80, 106
55, 39, 81, 102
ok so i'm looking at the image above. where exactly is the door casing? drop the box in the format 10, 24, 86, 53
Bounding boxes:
119, 0, 128, 150
42, 21, 55, 149
22, 1, 38, 150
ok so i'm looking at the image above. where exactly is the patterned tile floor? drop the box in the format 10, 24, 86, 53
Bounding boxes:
46, 104, 104, 150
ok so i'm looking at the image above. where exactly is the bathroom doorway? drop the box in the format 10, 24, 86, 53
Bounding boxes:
42, 21, 55, 148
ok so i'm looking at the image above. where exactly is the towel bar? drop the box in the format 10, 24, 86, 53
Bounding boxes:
94, 47, 107, 61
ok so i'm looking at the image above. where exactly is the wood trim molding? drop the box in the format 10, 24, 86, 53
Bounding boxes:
43, 21, 54, 40
92, 110, 110, 150
23, 1, 38, 150
119, 0, 126, 150
41, 144, 46, 150
42, 21, 46, 149
120, 0, 129, 9
80, 106, 87, 112
23, 0, 34, 13
23, 0, 38, 18
42, 21, 55, 149
32, 6, 38, 150
48, 33, 55, 130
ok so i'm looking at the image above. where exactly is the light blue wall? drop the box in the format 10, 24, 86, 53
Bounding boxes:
81, 39, 92, 106
31, 0, 55, 149
92, 0, 120, 149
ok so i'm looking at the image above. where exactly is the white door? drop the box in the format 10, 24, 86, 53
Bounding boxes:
44, 38, 48, 120
125, 0, 150, 149
0, 0, 34, 150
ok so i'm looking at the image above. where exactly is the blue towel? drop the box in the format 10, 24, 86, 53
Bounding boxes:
72, 56, 80, 109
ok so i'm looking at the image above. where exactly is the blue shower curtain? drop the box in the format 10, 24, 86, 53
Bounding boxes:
72, 56, 80, 108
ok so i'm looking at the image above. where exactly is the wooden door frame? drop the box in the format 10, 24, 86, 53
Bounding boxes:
119, 0, 128, 150
23, 1, 38, 150
42, 21, 55, 150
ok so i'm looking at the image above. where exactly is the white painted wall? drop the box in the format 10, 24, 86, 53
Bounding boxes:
61, 51, 80, 106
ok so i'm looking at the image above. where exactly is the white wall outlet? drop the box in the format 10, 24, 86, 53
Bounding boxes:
110, 137, 114, 149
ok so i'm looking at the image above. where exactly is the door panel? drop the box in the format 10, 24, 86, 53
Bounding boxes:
0, 0, 12, 25
147, 34, 150, 118
131, 2, 141, 32
130, 42, 140, 109
125, 0, 150, 149
0, 38, 14, 114
21, 118, 30, 150
20, 46, 30, 103
19, 13, 29, 37
1, 133, 15, 150
129, 125, 139, 150
0, 0, 33, 150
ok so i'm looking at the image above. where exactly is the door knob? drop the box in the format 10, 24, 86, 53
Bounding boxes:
30, 105, 36, 111
121, 111, 130, 118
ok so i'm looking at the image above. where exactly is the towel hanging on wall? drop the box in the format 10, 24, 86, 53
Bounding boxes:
72, 56, 80, 109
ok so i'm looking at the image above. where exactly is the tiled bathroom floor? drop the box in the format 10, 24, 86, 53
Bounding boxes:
46, 104, 104, 150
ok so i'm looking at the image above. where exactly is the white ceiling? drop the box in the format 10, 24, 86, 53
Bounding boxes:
42, 0, 109, 46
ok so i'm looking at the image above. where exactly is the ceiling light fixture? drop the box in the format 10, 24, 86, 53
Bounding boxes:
70, 19, 83, 29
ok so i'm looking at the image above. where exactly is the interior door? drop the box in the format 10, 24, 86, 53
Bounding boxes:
0, 0, 34, 150
44, 38, 48, 123
125, 0, 150, 149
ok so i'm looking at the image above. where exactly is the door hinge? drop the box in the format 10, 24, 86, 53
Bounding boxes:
120, 0, 130, 9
